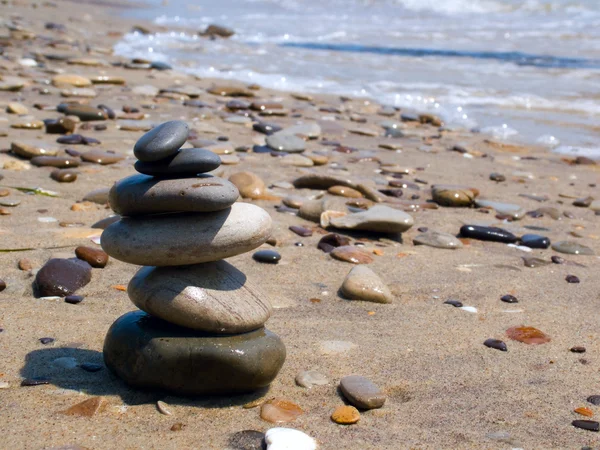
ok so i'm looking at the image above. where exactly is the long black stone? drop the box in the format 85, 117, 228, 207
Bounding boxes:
520, 234, 550, 249
459, 225, 518, 243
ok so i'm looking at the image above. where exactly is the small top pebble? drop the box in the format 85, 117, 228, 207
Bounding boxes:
133, 120, 189, 162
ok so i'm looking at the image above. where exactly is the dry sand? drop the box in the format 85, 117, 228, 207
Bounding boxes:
0, 1, 599, 448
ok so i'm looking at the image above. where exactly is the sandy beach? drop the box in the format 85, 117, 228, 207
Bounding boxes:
1, 1, 599, 449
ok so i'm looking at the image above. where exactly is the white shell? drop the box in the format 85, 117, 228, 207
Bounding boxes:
265, 428, 317, 450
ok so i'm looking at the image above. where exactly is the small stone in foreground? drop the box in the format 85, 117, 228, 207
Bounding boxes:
339, 375, 386, 410
483, 338, 507, 352
65, 295, 84, 304
39, 337, 55, 345
34, 258, 92, 297
331, 405, 360, 424
572, 420, 599, 432
21, 377, 50, 386
253, 250, 281, 264
330, 246, 373, 264
260, 398, 303, 423
340, 265, 393, 304
265, 428, 317, 450
228, 430, 265, 450
566, 275, 580, 283
570, 346, 586, 353
61, 397, 106, 417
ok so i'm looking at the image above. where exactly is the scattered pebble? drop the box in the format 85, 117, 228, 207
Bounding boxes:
331, 405, 360, 424
260, 398, 303, 423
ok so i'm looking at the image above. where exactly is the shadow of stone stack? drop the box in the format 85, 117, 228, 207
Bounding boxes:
100, 120, 286, 395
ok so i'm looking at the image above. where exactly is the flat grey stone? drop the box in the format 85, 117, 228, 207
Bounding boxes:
133, 120, 189, 162
108, 174, 238, 216
103, 311, 285, 395
265, 132, 306, 153
101, 202, 272, 266
278, 123, 321, 139
128, 261, 272, 333
134, 148, 221, 177
328, 205, 414, 233
413, 230, 463, 249
551, 241, 595, 255
475, 198, 526, 220
295, 370, 329, 388
339, 375, 386, 410
83, 188, 110, 205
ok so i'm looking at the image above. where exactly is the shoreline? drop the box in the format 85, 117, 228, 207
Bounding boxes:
1, 0, 599, 449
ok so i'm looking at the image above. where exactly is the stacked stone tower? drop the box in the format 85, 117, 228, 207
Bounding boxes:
101, 121, 285, 395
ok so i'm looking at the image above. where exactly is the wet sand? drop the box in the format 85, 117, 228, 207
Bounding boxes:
1, 1, 599, 449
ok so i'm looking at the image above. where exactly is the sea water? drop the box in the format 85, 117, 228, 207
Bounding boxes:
118, 0, 600, 158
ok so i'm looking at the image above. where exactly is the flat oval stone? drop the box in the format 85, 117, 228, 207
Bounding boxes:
75, 246, 108, 268
506, 326, 550, 345
103, 311, 285, 395
460, 225, 518, 243
134, 120, 189, 162
475, 199, 526, 220
34, 258, 92, 297
328, 185, 363, 198
330, 246, 373, 264
328, 205, 414, 233
331, 405, 360, 424
252, 250, 281, 264
551, 241, 594, 255
295, 370, 329, 388
265, 132, 306, 153
413, 230, 463, 249
432, 185, 477, 207
51, 169, 78, 183
62, 104, 106, 121
128, 261, 272, 333
11, 140, 58, 158
80, 149, 124, 165
108, 174, 238, 216
341, 265, 393, 303
134, 148, 221, 177
101, 203, 272, 266
31, 156, 80, 168
520, 234, 550, 249
293, 174, 357, 190
260, 398, 303, 423
339, 375, 386, 410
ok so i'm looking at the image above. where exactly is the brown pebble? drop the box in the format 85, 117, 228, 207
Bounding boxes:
170, 423, 184, 431
0, 279, 6, 291
328, 185, 363, 198
75, 246, 109, 268
331, 405, 360, 424
506, 326, 551, 345
260, 398, 303, 423
575, 407, 594, 417
317, 233, 351, 253
566, 275, 580, 283
330, 245, 374, 264
51, 169, 78, 183
18, 258, 33, 271
571, 346, 586, 353
61, 397, 106, 417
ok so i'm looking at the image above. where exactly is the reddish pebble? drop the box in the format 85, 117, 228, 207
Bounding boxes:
75, 246, 109, 268
506, 326, 551, 345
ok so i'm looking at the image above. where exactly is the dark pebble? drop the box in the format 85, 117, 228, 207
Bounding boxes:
253, 122, 281, 135
51, 169, 78, 183
75, 246, 109, 268
65, 148, 81, 157
417, 227, 428, 232
227, 430, 266, 450
459, 225, 518, 243
318, 233, 351, 253
39, 337, 55, 345
252, 145, 272, 153
294, 242, 304, 247
570, 346, 586, 353
252, 250, 281, 264
57, 134, 84, 145
0, 279, 5, 292
587, 395, 600, 405
566, 275, 580, 283
34, 258, 92, 297
79, 363, 103, 372
21, 377, 50, 387
289, 225, 312, 237
483, 338, 508, 351
150, 61, 172, 70
573, 196, 593, 207
551, 255, 565, 264
572, 420, 599, 432
444, 299, 463, 307
520, 234, 550, 249
500, 294, 518, 303
489, 172, 506, 182
65, 295, 84, 304
134, 121, 189, 162
98, 104, 116, 119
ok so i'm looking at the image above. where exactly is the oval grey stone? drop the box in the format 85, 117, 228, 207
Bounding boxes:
133, 120, 189, 162
103, 311, 286, 395
551, 241, 595, 255
128, 261, 272, 333
108, 174, 239, 216
134, 148, 221, 177
328, 205, 414, 233
101, 202, 272, 266
413, 230, 463, 249
339, 375, 386, 410
265, 132, 306, 153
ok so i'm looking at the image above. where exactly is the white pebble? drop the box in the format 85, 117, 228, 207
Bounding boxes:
265, 428, 317, 450
507, 244, 532, 252
38, 217, 57, 223
90, 236, 102, 245
460, 306, 478, 313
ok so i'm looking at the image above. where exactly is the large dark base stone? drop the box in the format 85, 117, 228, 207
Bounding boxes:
103, 311, 286, 395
